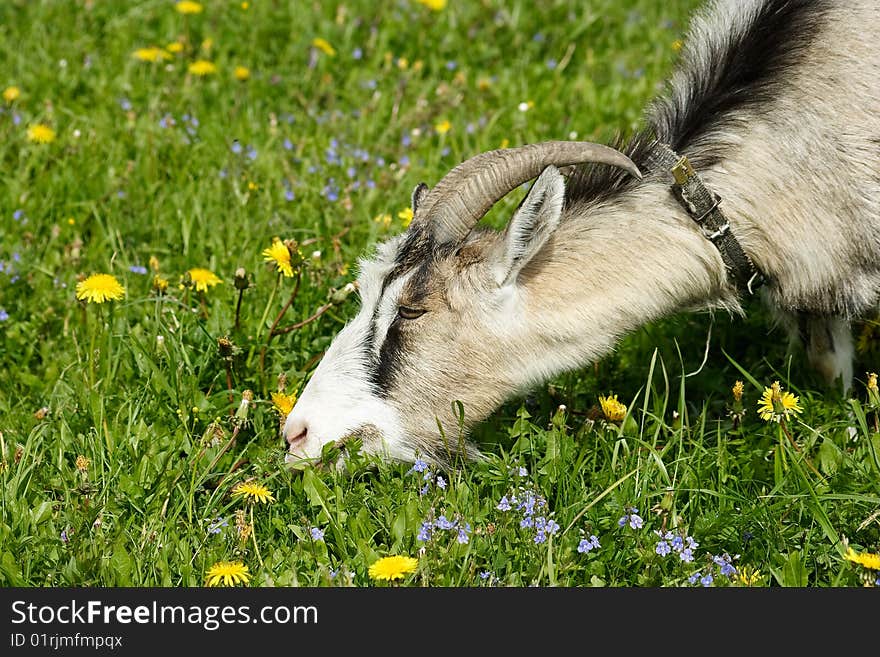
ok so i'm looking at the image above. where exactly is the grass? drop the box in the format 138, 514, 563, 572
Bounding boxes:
1, 0, 879, 588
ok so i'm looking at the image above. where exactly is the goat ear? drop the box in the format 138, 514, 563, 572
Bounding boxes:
497, 165, 565, 287
411, 182, 430, 213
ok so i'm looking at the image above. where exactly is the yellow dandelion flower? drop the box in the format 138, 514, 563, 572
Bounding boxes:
234, 66, 250, 81
149, 255, 160, 272
416, 0, 447, 10
75, 455, 90, 472
75, 274, 126, 304
188, 60, 217, 76
598, 394, 627, 422
312, 38, 336, 57
368, 555, 418, 581
241, 2, 249, 9
736, 565, 764, 586
132, 47, 171, 62
26, 124, 56, 144
672, 39, 683, 52
175, 1, 203, 14
262, 237, 295, 278
374, 213, 392, 228
166, 42, 184, 54
3, 86, 20, 103
271, 391, 297, 417
435, 119, 451, 135
757, 381, 802, 422
152, 275, 169, 294
205, 561, 250, 587
187, 268, 222, 292
845, 547, 880, 570
732, 380, 744, 402
397, 207, 414, 228
397, 57, 409, 70
232, 481, 275, 504
499, 138, 510, 149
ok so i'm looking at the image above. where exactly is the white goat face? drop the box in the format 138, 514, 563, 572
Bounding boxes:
283, 166, 568, 464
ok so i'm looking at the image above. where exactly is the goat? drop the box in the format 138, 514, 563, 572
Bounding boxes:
283, 0, 880, 464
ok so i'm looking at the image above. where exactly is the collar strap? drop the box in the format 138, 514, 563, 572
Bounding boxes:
648, 143, 765, 294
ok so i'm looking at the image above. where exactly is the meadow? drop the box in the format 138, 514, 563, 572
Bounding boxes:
1, 0, 879, 588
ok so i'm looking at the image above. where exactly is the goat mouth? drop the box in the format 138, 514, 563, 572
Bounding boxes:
283, 424, 384, 467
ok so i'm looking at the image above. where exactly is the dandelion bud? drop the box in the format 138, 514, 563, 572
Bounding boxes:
75, 455, 90, 473
217, 336, 234, 359
732, 380, 744, 402
235, 390, 253, 423
179, 270, 193, 289
277, 372, 288, 390
330, 282, 357, 304
34, 406, 50, 420
867, 372, 879, 407
152, 275, 169, 294
233, 267, 249, 290
149, 255, 160, 272
283, 239, 305, 269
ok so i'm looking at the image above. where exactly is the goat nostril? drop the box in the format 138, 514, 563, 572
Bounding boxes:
286, 427, 308, 446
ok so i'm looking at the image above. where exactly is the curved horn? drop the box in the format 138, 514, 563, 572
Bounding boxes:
414, 141, 641, 244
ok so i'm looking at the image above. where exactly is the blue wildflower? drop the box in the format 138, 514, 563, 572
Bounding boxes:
534, 531, 547, 544
417, 521, 432, 542
520, 516, 534, 529
619, 507, 643, 530
457, 523, 471, 544
436, 475, 447, 490
545, 519, 560, 535
119, 97, 132, 111
310, 527, 325, 541
0, 309, 8, 322
13, 209, 23, 221
231, 141, 242, 154
546, 58, 558, 70
419, 484, 430, 496
283, 138, 294, 150
577, 538, 594, 553
207, 517, 228, 534
656, 541, 672, 557
246, 145, 258, 161
445, 60, 457, 70
409, 458, 429, 474
285, 189, 295, 202
479, 570, 492, 580
352, 47, 363, 60
688, 572, 701, 585
679, 548, 694, 563
701, 573, 714, 587
129, 265, 148, 275
497, 496, 511, 511
61, 529, 70, 544
401, 133, 411, 147
434, 515, 456, 531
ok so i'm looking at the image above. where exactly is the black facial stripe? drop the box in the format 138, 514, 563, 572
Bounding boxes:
371, 318, 407, 397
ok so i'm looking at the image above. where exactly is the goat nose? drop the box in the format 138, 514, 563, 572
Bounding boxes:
285, 418, 308, 446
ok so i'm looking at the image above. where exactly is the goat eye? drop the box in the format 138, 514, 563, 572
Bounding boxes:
397, 306, 426, 320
